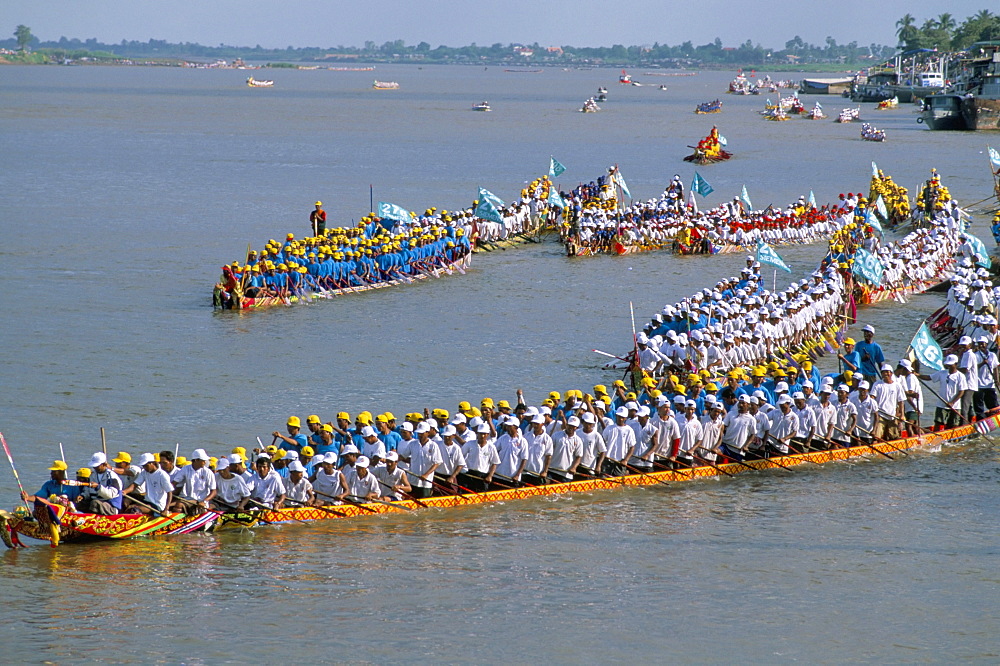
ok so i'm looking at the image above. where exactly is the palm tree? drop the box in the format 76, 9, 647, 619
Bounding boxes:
936, 13, 956, 33
896, 14, 918, 46
974, 9, 994, 22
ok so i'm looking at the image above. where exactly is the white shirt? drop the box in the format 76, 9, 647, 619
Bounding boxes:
133, 467, 172, 511
215, 472, 251, 506
312, 467, 345, 499
249, 469, 286, 506
601, 423, 637, 461
408, 439, 444, 488
495, 432, 529, 480
349, 470, 381, 498
931, 369, 967, 409
677, 416, 703, 455
173, 464, 217, 501
550, 430, 584, 474
578, 427, 608, 470
461, 438, 500, 474
524, 429, 554, 474
284, 476, 313, 503
436, 441, 467, 477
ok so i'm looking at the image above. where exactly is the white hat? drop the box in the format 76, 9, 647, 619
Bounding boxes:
401, 422, 415, 432
959, 336, 972, 346
944, 354, 959, 366
792, 391, 805, 400
355, 456, 370, 469
776, 381, 789, 392
441, 425, 457, 437
615, 406, 629, 418
89, 452, 107, 467
136, 452, 156, 466
748, 397, 760, 405
636, 405, 651, 417
858, 380, 870, 390
285, 450, 299, 461
385, 451, 399, 462
361, 425, 377, 437
880, 363, 894, 372
468, 416, 483, 429
625, 401, 639, 411
530, 414, 545, 424
229, 452, 244, 464
862, 324, 875, 333
819, 385, 832, 393
778, 395, 793, 405
566, 416, 581, 427
415, 422, 431, 434
216, 456, 229, 469
323, 452, 338, 465
341, 444, 360, 455
581, 412, 596, 424
191, 448, 210, 462
837, 384, 849, 392
476, 423, 492, 434
287, 461, 305, 473
450, 414, 467, 425
802, 380, 814, 388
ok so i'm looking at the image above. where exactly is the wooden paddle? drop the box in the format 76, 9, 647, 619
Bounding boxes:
282, 497, 349, 518
346, 494, 414, 512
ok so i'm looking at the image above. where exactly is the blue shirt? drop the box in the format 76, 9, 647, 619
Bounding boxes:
853, 340, 885, 377
34, 479, 80, 505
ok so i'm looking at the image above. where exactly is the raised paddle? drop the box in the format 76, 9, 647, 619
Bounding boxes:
1, 432, 35, 515
100, 427, 108, 458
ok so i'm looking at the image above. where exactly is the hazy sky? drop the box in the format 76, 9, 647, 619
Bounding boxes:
4, 0, 991, 50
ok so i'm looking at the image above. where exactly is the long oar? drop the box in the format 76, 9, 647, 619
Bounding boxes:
314, 490, 378, 514
1, 432, 34, 515
620, 460, 672, 487
246, 498, 312, 525
282, 497, 348, 518
691, 450, 737, 477
758, 437, 797, 470
831, 426, 894, 460
374, 477, 430, 508
100, 427, 108, 458
346, 494, 414, 511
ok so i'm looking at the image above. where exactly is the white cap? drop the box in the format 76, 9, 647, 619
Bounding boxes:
285, 450, 299, 461
862, 324, 875, 333
450, 414, 467, 425
944, 354, 959, 366
581, 412, 596, 424
191, 448, 210, 462
415, 422, 431, 434
476, 423, 492, 434
442, 425, 457, 437
776, 381, 789, 392
385, 451, 399, 462
229, 452, 244, 464
566, 416, 581, 427
361, 425, 377, 437
287, 461, 305, 473
858, 380, 870, 390
837, 384, 849, 392
802, 380, 814, 388
355, 456, 370, 469
636, 406, 651, 417
216, 456, 229, 468
323, 453, 338, 465
89, 452, 107, 467
341, 444, 360, 455
136, 452, 155, 466
615, 406, 630, 418
531, 414, 545, 424
401, 422, 415, 432
959, 335, 972, 346
778, 395, 793, 405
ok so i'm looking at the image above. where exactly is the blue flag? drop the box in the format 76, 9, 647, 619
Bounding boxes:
691, 172, 713, 197
871, 161, 878, 177
740, 184, 752, 210
852, 248, 884, 285
756, 240, 791, 273
612, 169, 631, 199
909, 323, 943, 371
874, 194, 889, 220
989, 147, 1000, 169
863, 208, 884, 236
478, 187, 505, 209
474, 198, 503, 223
807, 190, 816, 208
377, 201, 411, 224
548, 188, 567, 209
549, 156, 566, 178
963, 232, 992, 269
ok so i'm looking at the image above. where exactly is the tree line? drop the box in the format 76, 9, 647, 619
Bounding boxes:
895, 10, 999, 51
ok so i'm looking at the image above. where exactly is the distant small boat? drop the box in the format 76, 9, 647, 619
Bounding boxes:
837, 107, 861, 123
805, 102, 826, 119
619, 69, 632, 84
861, 123, 886, 142
695, 99, 722, 114
246, 76, 274, 88
504, 69, 542, 73
373, 80, 399, 90
877, 96, 899, 110
581, 98, 601, 113
472, 101, 491, 112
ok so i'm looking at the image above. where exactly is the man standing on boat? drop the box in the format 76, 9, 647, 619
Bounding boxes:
854, 325, 885, 384
310, 201, 326, 236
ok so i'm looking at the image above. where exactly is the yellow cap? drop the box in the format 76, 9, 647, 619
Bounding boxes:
321, 423, 333, 433
458, 401, 471, 411
497, 400, 510, 409
549, 391, 561, 400
844, 337, 856, 345
231, 447, 246, 456
266, 445, 278, 454
301, 446, 315, 456
176, 456, 189, 467
49, 460, 68, 472
594, 384, 607, 394
315, 201, 322, 206
273, 449, 286, 460
76, 467, 92, 478
112, 452, 131, 464
306, 414, 321, 424
287, 416, 301, 427
337, 411, 350, 421
375, 414, 388, 423
613, 380, 626, 388
481, 398, 494, 407
209, 457, 218, 467
383, 412, 395, 421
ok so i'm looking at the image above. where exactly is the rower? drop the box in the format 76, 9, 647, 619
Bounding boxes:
373, 451, 411, 500
171, 449, 217, 515
19, 460, 79, 508
549, 416, 584, 483
458, 422, 499, 492
284, 461, 314, 505
310, 201, 326, 236
273, 416, 307, 454
435, 425, 467, 488
601, 406, 637, 476
522, 414, 553, 485
359, 426, 386, 466
310, 453, 348, 505
122, 453, 173, 515
80, 452, 124, 515
494, 416, 529, 485
402, 422, 442, 498
214, 457, 251, 511
348, 456, 381, 501
248, 453, 286, 510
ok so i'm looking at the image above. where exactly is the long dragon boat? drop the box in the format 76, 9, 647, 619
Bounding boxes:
2, 422, 983, 549
217, 254, 472, 311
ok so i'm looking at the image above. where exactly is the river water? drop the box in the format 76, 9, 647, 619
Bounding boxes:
1, 64, 997, 662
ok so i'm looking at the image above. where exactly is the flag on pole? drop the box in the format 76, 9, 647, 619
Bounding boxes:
377, 201, 412, 224
807, 190, 816, 208
874, 194, 889, 220
871, 161, 879, 177
864, 208, 884, 236
691, 172, 713, 197
963, 232, 992, 269
988, 146, 1000, 170
474, 198, 503, 223
756, 240, 791, 273
612, 168, 631, 199
549, 156, 566, 178
687, 188, 698, 214
478, 187, 505, 209
718, 135, 728, 147
909, 322, 943, 371
852, 248, 884, 285
548, 188, 567, 208
740, 184, 752, 210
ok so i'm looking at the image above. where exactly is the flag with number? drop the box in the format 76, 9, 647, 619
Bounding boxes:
479, 187, 505, 209
377, 201, 411, 224
740, 184, 752, 210
549, 156, 566, 178
964, 232, 992, 269
852, 248, 884, 285
989, 146, 1000, 169
864, 208, 884, 236
692, 171, 713, 197
474, 198, 503, 223
612, 169, 631, 199
756, 240, 791, 273
909, 322, 943, 371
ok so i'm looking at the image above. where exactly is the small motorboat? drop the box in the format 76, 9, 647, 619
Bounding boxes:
695, 99, 722, 114
372, 80, 400, 90
246, 76, 274, 88
472, 101, 491, 112
877, 96, 899, 110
